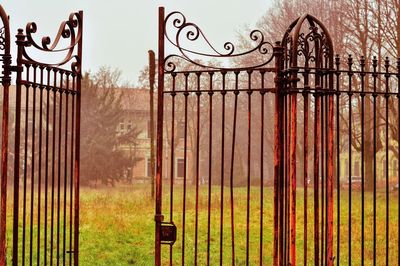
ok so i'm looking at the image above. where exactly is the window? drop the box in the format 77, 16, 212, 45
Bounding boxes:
147, 120, 152, 139
119, 122, 124, 132
127, 121, 132, 131
354, 161, 360, 176
177, 122, 185, 139
176, 158, 185, 179
146, 158, 153, 177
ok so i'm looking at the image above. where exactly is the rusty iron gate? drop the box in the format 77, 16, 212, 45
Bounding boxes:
0, 5, 83, 265
156, 7, 400, 266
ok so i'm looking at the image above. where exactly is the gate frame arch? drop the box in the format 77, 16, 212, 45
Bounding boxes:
277, 13, 335, 266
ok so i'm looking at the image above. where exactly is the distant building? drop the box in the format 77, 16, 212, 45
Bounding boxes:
117, 88, 192, 183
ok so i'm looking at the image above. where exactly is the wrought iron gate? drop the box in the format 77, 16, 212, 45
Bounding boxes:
0, 6, 83, 265
156, 7, 400, 266
155, 7, 334, 265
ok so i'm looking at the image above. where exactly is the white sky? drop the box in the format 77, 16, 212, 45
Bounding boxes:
1, 0, 273, 85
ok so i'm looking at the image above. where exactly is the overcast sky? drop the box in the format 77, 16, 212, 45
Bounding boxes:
2, 0, 272, 85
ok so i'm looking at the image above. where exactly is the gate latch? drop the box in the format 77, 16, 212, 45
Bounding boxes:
160, 222, 177, 245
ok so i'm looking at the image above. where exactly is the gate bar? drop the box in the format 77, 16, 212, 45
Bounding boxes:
0, 5, 11, 266
155, 6, 165, 266
273, 42, 284, 266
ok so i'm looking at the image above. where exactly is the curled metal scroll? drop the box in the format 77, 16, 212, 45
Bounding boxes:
19, 11, 82, 73
164, 11, 274, 72
0, 4, 11, 81
296, 27, 330, 66
0, 27, 6, 51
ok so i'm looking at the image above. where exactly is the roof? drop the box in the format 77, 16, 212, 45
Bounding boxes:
117, 88, 156, 112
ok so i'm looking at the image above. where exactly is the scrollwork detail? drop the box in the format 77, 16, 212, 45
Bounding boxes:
0, 27, 5, 51
164, 11, 274, 72
21, 11, 82, 73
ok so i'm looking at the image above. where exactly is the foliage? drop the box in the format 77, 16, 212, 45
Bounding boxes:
235, 0, 400, 189
6, 185, 399, 265
81, 67, 141, 186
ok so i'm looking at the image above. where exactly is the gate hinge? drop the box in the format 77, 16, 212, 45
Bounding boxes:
160, 222, 177, 245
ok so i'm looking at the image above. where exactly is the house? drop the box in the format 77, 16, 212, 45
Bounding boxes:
117, 88, 192, 183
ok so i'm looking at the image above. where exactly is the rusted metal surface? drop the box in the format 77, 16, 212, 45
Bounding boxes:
155, 7, 165, 266
273, 43, 284, 266
0, 5, 11, 266
2, 10, 83, 265
149, 50, 156, 199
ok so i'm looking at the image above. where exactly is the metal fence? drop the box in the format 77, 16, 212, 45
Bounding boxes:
155, 8, 400, 266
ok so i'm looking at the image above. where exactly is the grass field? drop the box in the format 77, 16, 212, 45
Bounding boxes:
4, 184, 400, 265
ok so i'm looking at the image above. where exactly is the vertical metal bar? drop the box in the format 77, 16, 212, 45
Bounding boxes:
29, 65, 37, 266
181, 72, 189, 266
206, 72, 214, 266
63, 75, 70, 266
384, 58, 389, 265
37, 66, 44, 265
57, 72, 64, 266
169, 73, 176, 266
302, 59, 311, 265
347, 55, 353, 266
69, 76, 76, 266
194, 72, 201, 266
13, 29, 25, 266
0, 8, 10, 264
22, 64, 31, 266
284, 87, 293, 264
273, 43, 284, 266
220, 71, 226, 266
372, 56, 377, 266
320, 90, 325, 266
360, 56, 365, 266
397, 58, 400, 266
44, 67, 51, 266
335, 55, 341, 266
51, 69, 58, 265
283, 92, 287, 264
289, 72, 297, 266
259, 70, 265, 266
245, 70, 252, 266
326, 69, 335, 266
155, 7, 165, 266
229, 71, 239, 266
149, 50, 156, 199
314, 90, 320, 266
73, 80, 80, 266
303, 85, 309, 266
73, 11, 83, 266
324, 55, 329, 266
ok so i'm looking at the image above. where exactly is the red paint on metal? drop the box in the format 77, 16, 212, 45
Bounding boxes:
273, 43, 284, 266
155, 6, 165, 266
0, 5, 10, 266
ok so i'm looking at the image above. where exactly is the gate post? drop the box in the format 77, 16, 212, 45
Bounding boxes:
12, 29, 25, 266
155, 6, 165, 266
0, 5, 10, 265
74, 10, 84, 266
273, 41, 285, 266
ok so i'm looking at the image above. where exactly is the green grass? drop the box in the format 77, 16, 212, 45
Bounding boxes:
4, 184, 400, 265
